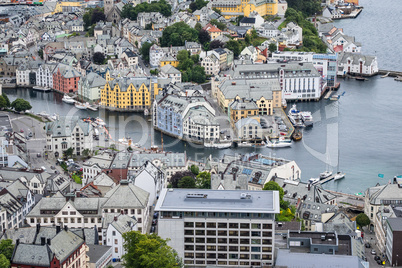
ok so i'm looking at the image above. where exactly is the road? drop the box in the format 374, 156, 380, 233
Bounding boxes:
363, 230, 387, 267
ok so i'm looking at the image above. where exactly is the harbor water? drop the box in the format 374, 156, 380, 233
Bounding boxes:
3, 0, 402, 194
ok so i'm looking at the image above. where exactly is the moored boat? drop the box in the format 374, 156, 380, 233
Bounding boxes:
266, 138, 292, 148
62, 95, 75, 104
334, 171, 346, 181
308, 178, 320, 185
292, 130, 302, 141
320, 171, 333, 179
33, 86, 51, 92
75, 102, 87, 110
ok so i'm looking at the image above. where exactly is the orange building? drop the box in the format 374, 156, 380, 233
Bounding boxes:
53, 63, 81, 93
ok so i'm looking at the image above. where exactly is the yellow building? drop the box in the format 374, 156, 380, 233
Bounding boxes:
228, 99, 259, 125
160, 55, 179, 68
53, 1, 82, 14
212, 0, 278, 19
101, 77, 161, 111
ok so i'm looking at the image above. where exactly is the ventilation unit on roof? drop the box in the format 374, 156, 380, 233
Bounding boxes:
240, 193, 251, 199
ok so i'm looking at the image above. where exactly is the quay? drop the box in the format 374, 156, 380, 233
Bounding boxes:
378, 70, 402, 78
316, 174, 336, 185
332, 7, 363, 20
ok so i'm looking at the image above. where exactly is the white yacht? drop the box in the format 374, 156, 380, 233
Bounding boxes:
320, 171, 333, 179
334, 172, 346, 181
266, 138, 292, 148
74, 102, 87, 110
62, 95, 75, 104
308, 178, 320, 185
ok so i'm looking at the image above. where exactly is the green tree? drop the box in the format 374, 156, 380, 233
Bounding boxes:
209, 39, 224, 49
286, 0, 322, 17
161, 22, 198, 47
121, 0, 172, 21
268, 43, 277, 53
0, 254, 10, 268
145, 23, 153, 30
83, 7, 105, 30
0, 239, 14, 261
122, 231, 182, 268
356, 213, 370, 228
225, 40, 241, 57
82, 149, 92, 158
0, 96, 7, 110
190, 54, 199, 64
189, 0, 208, 12
196, 171, 211, 189
195, 22, 202, 32
38, 48, 44, 59
176, 50, 189, 62
190, 165, 199, 175
178, 176, 196, 188
93, 52, 105, 64
263, 181, 289, 209
64, 147, 74, 158
11, 98, 32, 113
198, 29, 211, 45
169, 170, 195, 188
2, 94, 10, 108
140, 42, 154, 63
212, 8, 222, 15
210, 19, 226, 31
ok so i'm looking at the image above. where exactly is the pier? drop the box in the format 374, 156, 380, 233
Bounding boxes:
316, 174, 336, 185
378, 70, 402, 78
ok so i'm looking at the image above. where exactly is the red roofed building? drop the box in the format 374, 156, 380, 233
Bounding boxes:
203, 23, 223, 40
53, 63, 81, 93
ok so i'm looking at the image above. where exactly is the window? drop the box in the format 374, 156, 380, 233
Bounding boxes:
112, 231, 116, 236
115, 247, 118, 253
115, 239, 118, 244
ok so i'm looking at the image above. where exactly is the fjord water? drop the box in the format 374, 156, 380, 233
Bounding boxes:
4, 0, 402, 194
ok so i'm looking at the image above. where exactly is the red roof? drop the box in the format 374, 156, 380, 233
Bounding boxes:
333, 44, 343, 52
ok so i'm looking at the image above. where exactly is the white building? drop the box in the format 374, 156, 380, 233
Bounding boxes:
104, 214, 137, 259
36, 64, 56, 89
258, 22, 279, 38
200, 54, 220, 76
121, 49, 138, 67
156, 189, 280, 267
338, 52, 378, 76
83, 153, 114, 185
235, 117, 263, 140
159, 64, 182, 83
78, 72, 106, 102
45, 116, 94, 158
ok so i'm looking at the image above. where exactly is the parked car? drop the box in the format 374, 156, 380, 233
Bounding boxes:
153, 212, 159, 219
37, 153, 42, 157
28, 132, 33, 137
50, 166, 56, 170
152, 219, 157, 226
20, 129, 24, 133
371, 250, 376, 255
150, 226, 155, 233
374, 256, 380, 261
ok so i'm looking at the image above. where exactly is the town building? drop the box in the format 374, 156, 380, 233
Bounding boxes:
36, 64, 56, 89
52, 63, 81, 93
200, 54, 220, 76
83, 153, 114, 185
386, 218, 402, 266
100, 77, 161, 112
155, 189, 280, 267
211, 0, 278, 19
228, 62, 323, 101
45, 116, 94, 158
159, 64, 182, 83
78, 72, 106, 103
338, 52, 379, 76
86, 244, 113, 268
11, 228, 88, 268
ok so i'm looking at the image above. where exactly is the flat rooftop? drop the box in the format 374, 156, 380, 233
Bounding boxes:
289, 231, 337, 245
155, 189, 280, 214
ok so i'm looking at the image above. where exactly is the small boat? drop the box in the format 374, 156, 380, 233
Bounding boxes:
266, 138, 292, 148
308, 178, 320, 185
320, 171, 333, 179
38, 111, 50, 117
95, 118, 106, 126
237, 142, 254, 147
85, 103, 98, 111
355, 76, 367, 81
334, 171, 346, 181
62, 95, 76, 104
33, 86, 51, 92
282, 99, 287, 109
204, 141, 232, 149
144, 109, 149, 116
292, 131, 302, 141
75, 102, 87, 110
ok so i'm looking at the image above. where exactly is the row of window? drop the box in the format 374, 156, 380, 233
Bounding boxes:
184, 222, 272, 229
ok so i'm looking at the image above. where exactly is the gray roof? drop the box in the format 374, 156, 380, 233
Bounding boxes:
211, 173, 249, 190
49, 230, 84, 263
219, 79, 277, 102
46, 116, 92, 138
130, 152, 186, 168
107, 77, 158, 92
84, 153, 114, 169
12, 244, 53, 266
103, 181, 149, 209
0, 168, 50, 184
1, 227, 37, 244
160, 64, 181, 75
275, 249, 364, 268
54, 63, 81, 78
366, 183, 402, 205
110, 214, 137, 234
87, 245, 112, 264
339, 52, 376, 67
110, 151, 131, 169
387, 218, 402, 232
155, 189, 280, 213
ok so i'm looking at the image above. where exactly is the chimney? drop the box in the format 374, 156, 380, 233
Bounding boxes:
114, 216, 118, 221
64, 225, 68, 232
16, 239, 19, 245
47, 238, 51, 245
308, 184, 311, 191
41, 237, 46, 245
233, 173, 236, 181
56, 225, 61, 234
36, 223, 40, 234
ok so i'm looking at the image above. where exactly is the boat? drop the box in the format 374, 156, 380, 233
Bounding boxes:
266, 138, 292, 148
95, 118, 106, 126
237, 142, 254, 147
334, 171, 346, 181
282, 99, 287, 109
37, 111, 50, 117
75, 102, 87, 110
355, 76, 367, 81
204, 140, 232, 149
85, 103, 98, 111
49, 113, 58, 121
292, 130, 302, 141
308, 178, 320, 185
288, 104, 312, 127
33, 86, 51, 92
144, 109, 149, 116
320, 171, 333, 179
62, 95, 75, 104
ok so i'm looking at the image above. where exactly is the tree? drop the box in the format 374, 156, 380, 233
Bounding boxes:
2, 94, 10, 108
176, 50, 189, 62
198, 29, 211, 45
140, 42, 154, 63
356, 213, 370, 228
170, 170, 195, 188
190, 165, 199, 175
93, 52, 105, 64
178, 176, 196, 188
82, 149, 92, 158
145, 23, 153, 30
268, 43, 277, 53
0, 239, 14, 261
161, 22, 198, 47
0, 96, 7, 110
190, 66, 206, 84
92, 8, 105, 25
190, 54, 199, 64
212, 8, 222, 15
0, 254, 10, 268
11, 98, 32, 113
64, 147, 74, 158
195, 22, 202, 32
196, 171, 211, 189
209, 39, 224, 49
189, 0, 208, 12
38, 48, 44, 59
225, 40, 241, 57
263, 181, 288, 209
122, 231, 182, 268
121, 0, 172, 21
210, 19, 226, 31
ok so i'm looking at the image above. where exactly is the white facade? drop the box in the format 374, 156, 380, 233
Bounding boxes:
149, 44, 167, 68
16, 67, 30, 86
201, 55, 220, 76
105, 215, 137, 259
338, 52, 379, 76
36, 64, 55, 89
156, 189, 279, 267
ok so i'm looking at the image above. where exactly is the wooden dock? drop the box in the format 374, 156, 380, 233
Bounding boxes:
317, 174, 336, 185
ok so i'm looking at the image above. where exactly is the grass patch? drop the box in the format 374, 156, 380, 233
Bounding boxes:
72, 174, 82, 184
26, 113, 48, 123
